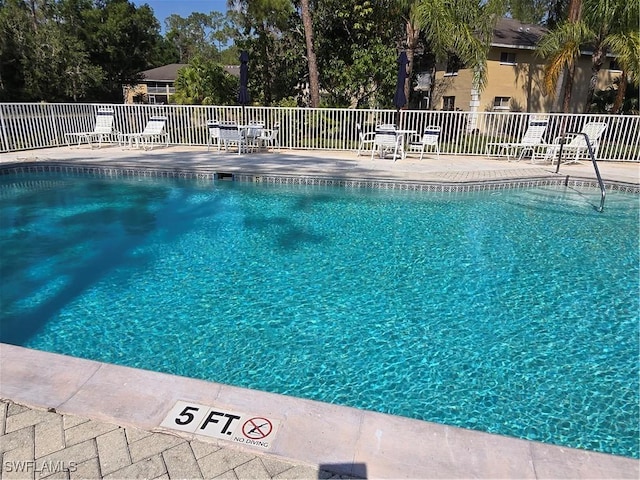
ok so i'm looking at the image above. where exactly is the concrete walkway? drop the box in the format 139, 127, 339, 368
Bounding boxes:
1, 146, 639, 479
2, 145, 639, 186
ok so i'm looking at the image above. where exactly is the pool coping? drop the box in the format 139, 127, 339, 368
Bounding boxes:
1, 157, 639, 478
1, 344, 638, 479
1, 160, 639, 194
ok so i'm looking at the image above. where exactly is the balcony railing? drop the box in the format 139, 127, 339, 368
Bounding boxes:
146, 86, 176, 94
1, 103, 638, 161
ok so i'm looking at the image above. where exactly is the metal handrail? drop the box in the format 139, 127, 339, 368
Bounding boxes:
555, 132, 606, 212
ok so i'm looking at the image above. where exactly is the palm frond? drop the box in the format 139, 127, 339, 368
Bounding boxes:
604, 31, 640, 85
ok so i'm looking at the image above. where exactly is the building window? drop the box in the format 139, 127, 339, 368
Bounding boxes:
500, 52, 516, 64
609, 59, 621, 71
493, 96, 511, 111
443, 96, 456, 111
445, 56, 463, 76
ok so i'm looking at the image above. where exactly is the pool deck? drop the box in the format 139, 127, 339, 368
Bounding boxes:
1, 145, 639, 479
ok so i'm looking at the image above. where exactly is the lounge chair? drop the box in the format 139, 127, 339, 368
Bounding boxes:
533, 121, 607, 164
356, 123, 375, 156
65, 107, 118, 149
371, 126, 404, 161
485, 117, 548, 161
120, 116, 169, 150
407, 126, 441, 160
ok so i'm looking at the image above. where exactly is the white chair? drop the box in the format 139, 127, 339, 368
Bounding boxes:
258, 123, 280, 151
65, 107, 118, 149
356, 123, 375, 156
207, 120, 220, 152
534, 122, 607, 164
120, 116, 169, 150
486, 117, 548, 161
371, 126, 404, 161
244, 122, 265, 151
218, 122, 247, 154
407, 126, 441, 160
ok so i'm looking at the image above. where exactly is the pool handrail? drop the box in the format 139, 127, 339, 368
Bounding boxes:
556, 131, 606, 212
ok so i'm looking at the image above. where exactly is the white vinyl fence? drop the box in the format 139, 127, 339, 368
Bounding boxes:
1, 103, 638, 161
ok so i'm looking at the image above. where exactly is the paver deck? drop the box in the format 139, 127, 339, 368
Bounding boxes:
1, 145, 639, 479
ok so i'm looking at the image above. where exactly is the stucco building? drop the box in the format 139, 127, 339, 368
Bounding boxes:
429, 18, 621, 114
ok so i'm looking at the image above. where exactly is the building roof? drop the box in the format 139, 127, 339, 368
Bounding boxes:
140, 64, 188, 81
139, 63, 240, 82
492, 17, 548, 50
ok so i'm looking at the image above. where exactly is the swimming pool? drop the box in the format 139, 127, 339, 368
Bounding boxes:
1, 171, 638, 458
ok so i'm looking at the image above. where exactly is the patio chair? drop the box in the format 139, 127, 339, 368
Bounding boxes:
218, 122, 248, 154
371, 126, 404, 161
356, 123, 375, 156
533, 121, 607, 165
207, 120, 221, 152
244, 122, 265, 151
258, 122, 280, 151
485, 117, 548, 161
407, 126, 441, 160
65, 107, 118, 149
120, 116, 169, 150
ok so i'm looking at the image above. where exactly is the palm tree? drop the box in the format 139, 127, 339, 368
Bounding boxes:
414, 0, 506, 94
536, 0, 585, 113
581, 0, 639, 112
603, 31, 640, 113
536, 20, 591, 112
537, 0, 638, 113
395, 1, 422, 109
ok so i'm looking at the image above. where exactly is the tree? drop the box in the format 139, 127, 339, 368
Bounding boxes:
0, 0, 103, 101
228, 0, 295, 105
165, 12, 229, 63
396, 1, 423, 110
0, 0, 34, 100
299, 0, 319, 107
172, 57, 237, 105
415, 0, 506, 93
603, 31, 640, 113
536, 0, 586, 112
537, 20, 590, 112
581, 0, 639, 112
507, 0, 557, 24
312, 0, 403, 108
80, 0, 164, 101
537, 0, 638, 113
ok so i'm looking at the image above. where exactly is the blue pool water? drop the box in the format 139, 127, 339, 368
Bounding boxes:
1, 172, 638, 458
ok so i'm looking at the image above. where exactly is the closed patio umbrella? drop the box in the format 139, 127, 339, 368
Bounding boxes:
393, 51, 408, 127
238, 51, 250, 123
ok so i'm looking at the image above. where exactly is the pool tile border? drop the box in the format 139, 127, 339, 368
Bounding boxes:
1, 161, 639, 194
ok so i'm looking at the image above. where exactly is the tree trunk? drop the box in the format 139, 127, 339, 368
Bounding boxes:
568, 0, 582, 22
612, 71, 627, 114
300, 0, 320, 108
562, 63, 575, 113
561, 0, 582, 112
258, 24, 272, 105
404, 19, 420, 109
585, 44, 606, 113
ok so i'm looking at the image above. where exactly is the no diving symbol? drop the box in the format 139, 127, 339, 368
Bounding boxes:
242, 417, 273, 439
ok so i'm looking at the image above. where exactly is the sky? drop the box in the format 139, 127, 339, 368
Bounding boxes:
132, 1, 229, 30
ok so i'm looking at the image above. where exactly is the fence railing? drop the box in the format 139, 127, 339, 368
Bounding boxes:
1, 103, 638, 161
